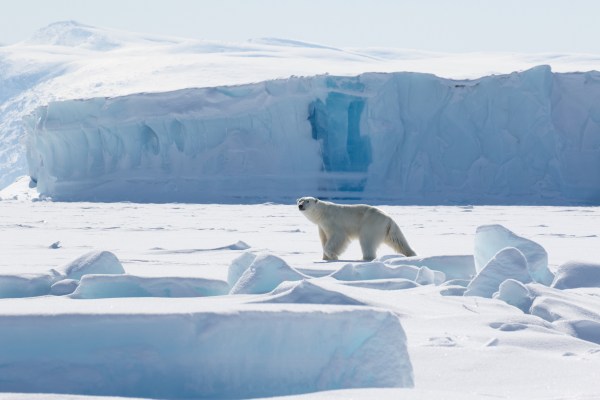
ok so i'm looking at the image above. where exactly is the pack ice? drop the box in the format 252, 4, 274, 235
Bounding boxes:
26, 66, 600, 204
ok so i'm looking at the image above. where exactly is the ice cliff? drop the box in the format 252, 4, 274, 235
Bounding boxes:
26, 65, 600, 204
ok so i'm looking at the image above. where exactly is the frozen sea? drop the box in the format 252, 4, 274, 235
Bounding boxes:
1, 196, 599, 399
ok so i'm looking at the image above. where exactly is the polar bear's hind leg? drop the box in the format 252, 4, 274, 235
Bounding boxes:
359, 227, 385, 261
323, 233, 349, 261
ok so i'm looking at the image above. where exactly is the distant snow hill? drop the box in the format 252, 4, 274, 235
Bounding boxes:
2, 21, 600, 204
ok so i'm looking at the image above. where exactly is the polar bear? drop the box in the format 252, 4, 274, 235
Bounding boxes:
297, 196, 416, 261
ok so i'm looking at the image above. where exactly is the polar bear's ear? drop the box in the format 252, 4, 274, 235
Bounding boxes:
314, 198, 319, 202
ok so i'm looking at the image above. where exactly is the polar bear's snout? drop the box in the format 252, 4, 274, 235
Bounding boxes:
297, 197, 319, 212
297, 197, 309, 211
298, 200, 307, 211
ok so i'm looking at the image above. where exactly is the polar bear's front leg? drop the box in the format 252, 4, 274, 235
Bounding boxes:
318, 227, 328, 247
319, 227, 334, 260
359, 228, 386, 261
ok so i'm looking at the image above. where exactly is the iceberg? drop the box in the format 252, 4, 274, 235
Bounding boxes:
25, 66, 600, 204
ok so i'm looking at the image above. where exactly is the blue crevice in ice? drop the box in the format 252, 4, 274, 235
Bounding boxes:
308, 92, 371, 191
308, 92, 371, 172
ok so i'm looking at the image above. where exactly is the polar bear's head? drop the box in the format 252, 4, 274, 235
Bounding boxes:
297, 197, 319, 212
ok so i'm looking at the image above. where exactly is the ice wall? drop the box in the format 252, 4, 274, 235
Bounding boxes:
26, 66, 600, 204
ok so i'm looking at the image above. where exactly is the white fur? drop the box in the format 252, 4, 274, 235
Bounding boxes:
297, 197, 416, 261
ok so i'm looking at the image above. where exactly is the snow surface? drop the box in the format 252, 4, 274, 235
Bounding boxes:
1, 201, 599, 399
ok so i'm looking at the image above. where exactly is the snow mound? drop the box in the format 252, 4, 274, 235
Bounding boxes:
388, 255, 476, 280
60, 250, 125, 280
527, 284, 600, 344
527, 284, 600, 322
24, 21, 179, 52
249, 37, 343, 51
0, 273, 56, 298
465, 247, 531, 298
474, 224, 553, 285
415, 266, 445, 285
50, 279, 79, 296
225, 240, 251, 250
440, 286, 468, 297
27, 21, 122, 50
259, 279, 365, 305
339, 278, 420, 291
153, 240, 251, 254
0, 303, 413, 398
493, 279, 533, 312
227, 251, 258, 287
0, 176, 39, 201
331, 262, 419, 281
71, 275, 229, 298
551, 261, 600, 289
229, 253, 309, 294
331, 261, 446, 285
485, 280, 600, 345
567, 320, 600, 345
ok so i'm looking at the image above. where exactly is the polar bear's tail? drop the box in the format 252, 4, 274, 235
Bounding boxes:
385, 221, 417, 257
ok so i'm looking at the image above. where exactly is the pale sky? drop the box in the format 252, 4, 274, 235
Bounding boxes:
1, 0, 600, 53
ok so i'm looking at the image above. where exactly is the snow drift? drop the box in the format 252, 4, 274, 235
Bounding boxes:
26, 66, 600, 204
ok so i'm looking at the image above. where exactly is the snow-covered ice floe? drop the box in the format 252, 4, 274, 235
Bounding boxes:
1, 200, 600, 400
0, 299, 413, 398
24, 66, 600, 204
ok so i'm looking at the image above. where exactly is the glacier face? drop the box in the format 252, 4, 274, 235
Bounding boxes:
26, 66, 600, 204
